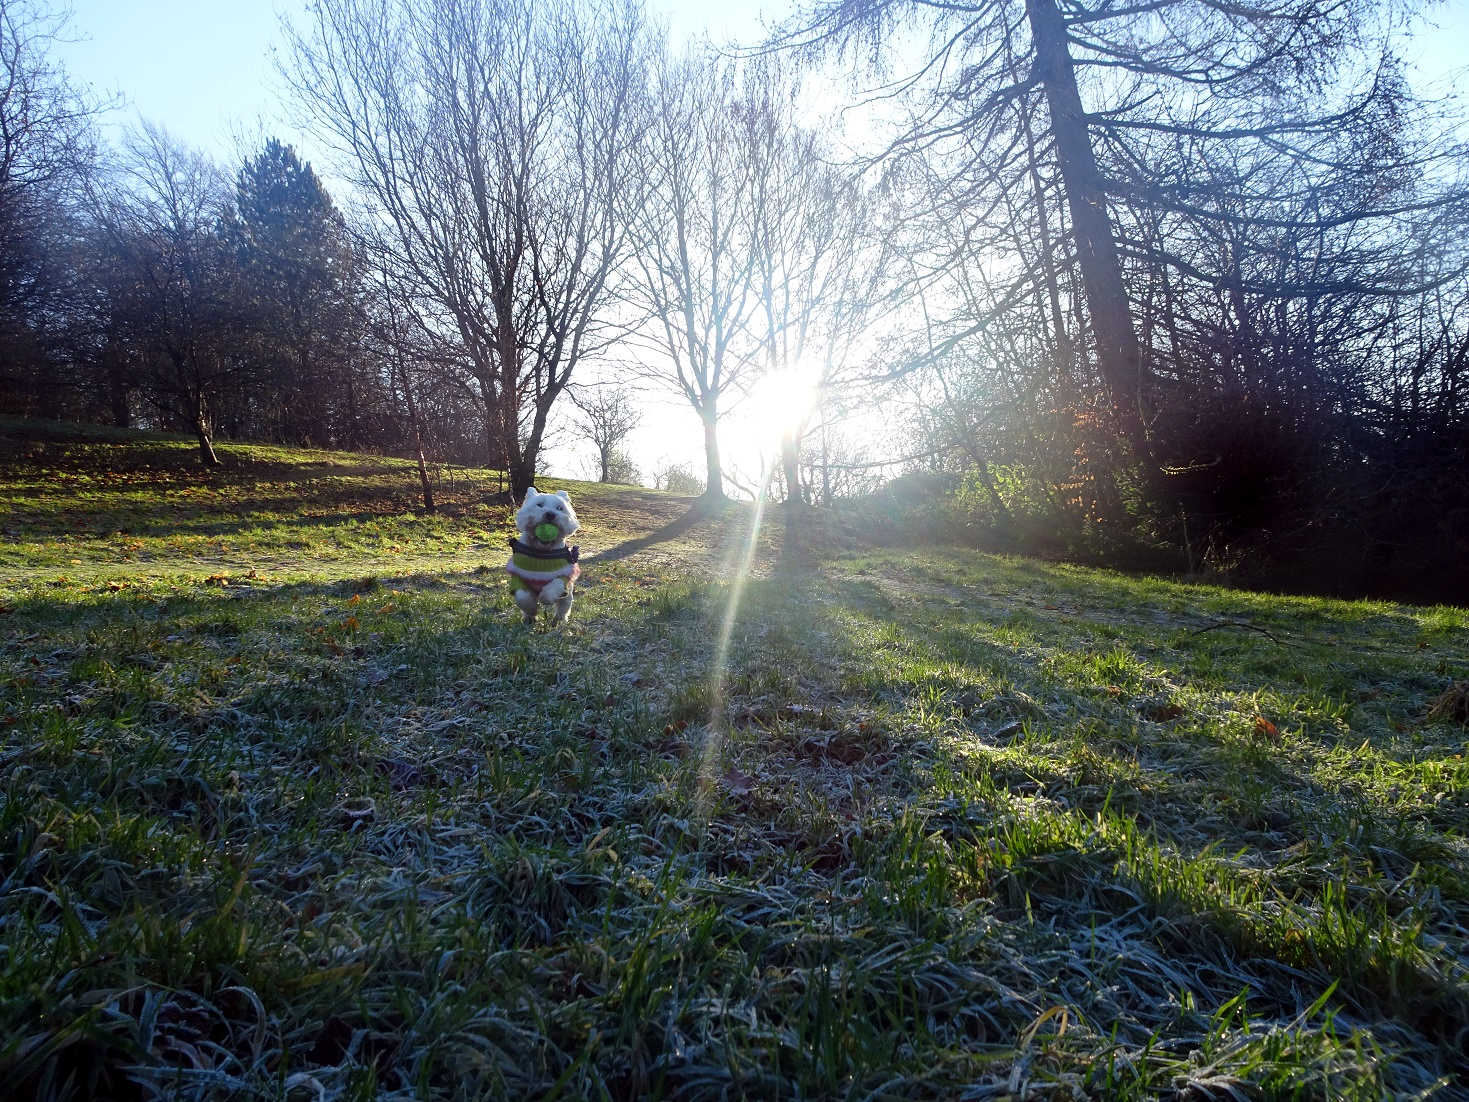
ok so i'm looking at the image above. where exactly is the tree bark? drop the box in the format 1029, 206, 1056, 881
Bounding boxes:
194, 405, 220, 466
1026, 0, 1148, 455
701, 404, 725, 500
509, 454, 536, 503
413, 438, 435, 514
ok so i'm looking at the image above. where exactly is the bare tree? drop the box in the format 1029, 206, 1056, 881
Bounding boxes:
799, 400, 892, 506
284, 0, 654, 499
571, 384, 640, 482
780, 0, 1458, 460
361, 247, 440, 511
650, 458, 704, 495
0, 0, 105, 418
745, 104, 888, 507
631, 50, 890, 507
627, 50, 773, 501
88, 125, 238, 465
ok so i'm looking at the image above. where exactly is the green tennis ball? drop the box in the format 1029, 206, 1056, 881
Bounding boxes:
533, 522, 560, 543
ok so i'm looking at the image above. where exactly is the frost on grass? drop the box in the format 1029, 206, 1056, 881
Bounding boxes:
1, 436, 1466, 1099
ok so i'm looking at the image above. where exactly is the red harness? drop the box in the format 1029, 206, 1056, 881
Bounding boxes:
511, 563, 582, 594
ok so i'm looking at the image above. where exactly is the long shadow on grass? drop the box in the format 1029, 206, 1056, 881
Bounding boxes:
816, 574, 1469, 1061
580, 501, 723, 566
822, 568, 1468, 859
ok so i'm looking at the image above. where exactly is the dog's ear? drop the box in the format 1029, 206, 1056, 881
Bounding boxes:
554, 489, 571, 502
522, 486, 538, 503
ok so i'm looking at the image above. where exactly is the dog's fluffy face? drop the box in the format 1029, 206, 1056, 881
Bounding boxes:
516, 487, 579, 547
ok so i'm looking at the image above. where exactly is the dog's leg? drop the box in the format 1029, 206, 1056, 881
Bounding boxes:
539, 577, 567, 604
513, 586, 538, 626
553, 591, 573, 625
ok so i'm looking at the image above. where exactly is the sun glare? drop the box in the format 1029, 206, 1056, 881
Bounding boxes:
731, 363, 824, 463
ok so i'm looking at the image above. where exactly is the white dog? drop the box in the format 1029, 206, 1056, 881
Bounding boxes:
506, 487, 581, 625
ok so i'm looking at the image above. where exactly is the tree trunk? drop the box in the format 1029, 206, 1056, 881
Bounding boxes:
820, 426, 831, 507
508, 454, 535, 502
414, 443, 436, 513
509, 396, 555, 503
970, 452, 1013, 525
780, 432, 802, 507
395, 355, 435, 513
343, 351, 360, 451
479, 380, 511, 496
106, 350, 130, 428
194, 407, 220, 467
1026, 0, 1148, 455
701, 404, 725, 500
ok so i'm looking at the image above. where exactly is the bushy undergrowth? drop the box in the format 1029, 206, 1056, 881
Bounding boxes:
2, 422, 1466, 1099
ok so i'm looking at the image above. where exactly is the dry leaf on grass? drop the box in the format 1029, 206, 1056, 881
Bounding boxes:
721, 766, 756, 796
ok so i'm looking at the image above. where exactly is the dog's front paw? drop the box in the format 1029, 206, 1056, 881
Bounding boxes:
513, 588, 538, 625
539, 578, 567, 603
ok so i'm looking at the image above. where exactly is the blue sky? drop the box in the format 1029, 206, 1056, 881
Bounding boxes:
58, 1, 307, 157
55, 0, 780, 163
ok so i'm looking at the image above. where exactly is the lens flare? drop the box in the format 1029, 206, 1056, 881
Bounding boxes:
697, 462, 778, 810
694, 362, 819, 814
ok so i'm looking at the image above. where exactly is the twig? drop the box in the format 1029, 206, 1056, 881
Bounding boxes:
1189, 620, 1288, 646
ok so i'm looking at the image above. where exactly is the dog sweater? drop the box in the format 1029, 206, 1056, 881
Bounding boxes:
506, 537, 581, 596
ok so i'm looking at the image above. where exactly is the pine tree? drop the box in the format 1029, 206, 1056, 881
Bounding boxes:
227, 139, 360, 446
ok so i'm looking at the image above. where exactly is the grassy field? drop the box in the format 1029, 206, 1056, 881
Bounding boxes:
2, 419, 1466, 1100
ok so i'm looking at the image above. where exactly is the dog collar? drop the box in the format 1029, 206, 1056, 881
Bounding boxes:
508, 536, 579, 563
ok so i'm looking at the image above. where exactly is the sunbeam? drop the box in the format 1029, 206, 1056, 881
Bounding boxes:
697, 461, 779, 812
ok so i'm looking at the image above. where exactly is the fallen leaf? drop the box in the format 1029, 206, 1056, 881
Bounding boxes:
722, 766, 755, 796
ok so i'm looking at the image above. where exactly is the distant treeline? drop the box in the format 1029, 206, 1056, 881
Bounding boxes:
1, 0, 1466, 602
2, 123, 492, 470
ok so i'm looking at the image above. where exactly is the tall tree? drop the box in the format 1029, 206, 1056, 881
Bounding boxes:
362, 252, 442, 511
284, 0, 654, 499
781, 0, 1453, 460
226, 138, 360, 447
627, 50, 769, 501
746, 108, 885, 507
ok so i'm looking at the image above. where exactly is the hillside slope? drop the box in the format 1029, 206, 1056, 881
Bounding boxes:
2, 422, 1466, 1099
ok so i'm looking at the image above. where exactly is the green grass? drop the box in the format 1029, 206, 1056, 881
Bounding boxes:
2, 418, 1466, 1099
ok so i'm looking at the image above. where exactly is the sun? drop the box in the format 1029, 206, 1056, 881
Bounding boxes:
725, 362, 824, 469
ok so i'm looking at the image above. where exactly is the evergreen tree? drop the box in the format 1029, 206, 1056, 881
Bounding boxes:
227, 139, 362, 446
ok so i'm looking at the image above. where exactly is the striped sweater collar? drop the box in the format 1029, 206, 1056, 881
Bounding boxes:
508, 536, 577, 562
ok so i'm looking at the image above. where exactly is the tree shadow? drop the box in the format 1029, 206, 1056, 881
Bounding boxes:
580, 501, 723, 566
